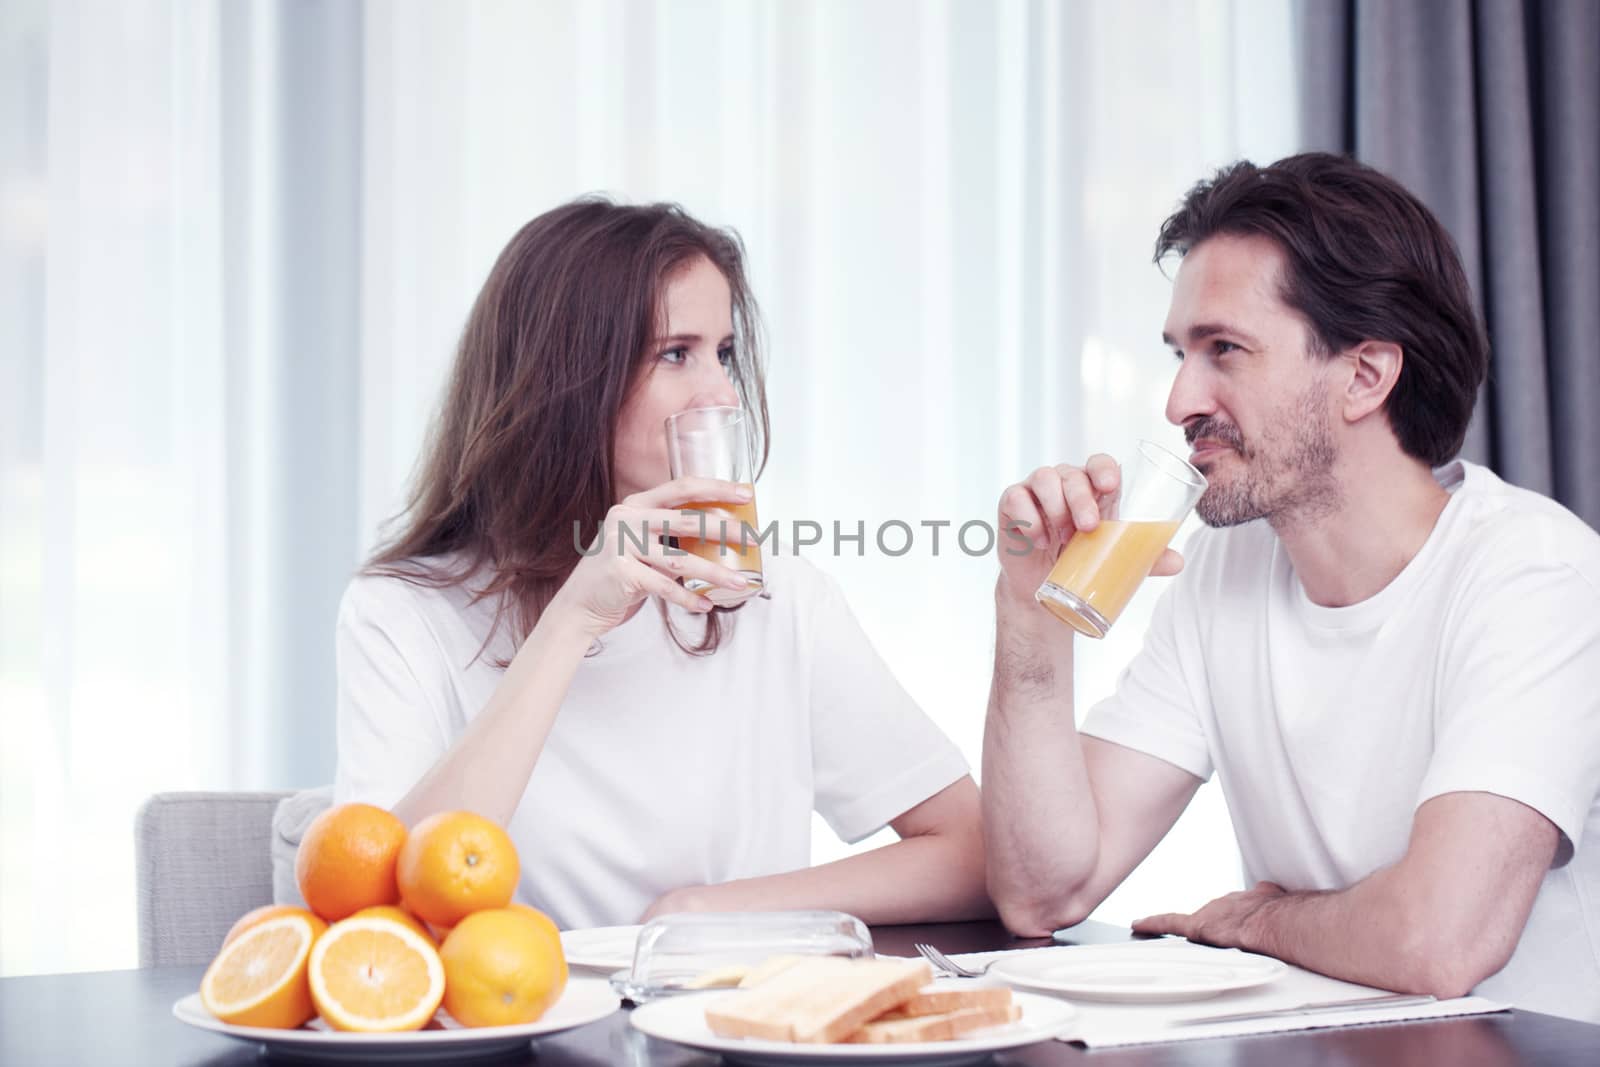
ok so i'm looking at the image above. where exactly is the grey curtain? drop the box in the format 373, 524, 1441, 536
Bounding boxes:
1297, 0, 1600, 530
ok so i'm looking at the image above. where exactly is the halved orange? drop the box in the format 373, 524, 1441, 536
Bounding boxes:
200, 912, 321, 1029
308, 915, 446, 1032
351, 905, 436, 946
222, 904, 328, 949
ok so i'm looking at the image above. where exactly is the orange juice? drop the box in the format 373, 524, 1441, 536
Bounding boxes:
1037, 519, 1181, 637
675, 489, 763, 602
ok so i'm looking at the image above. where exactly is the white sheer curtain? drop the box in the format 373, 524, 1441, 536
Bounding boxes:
359, 0, 1299, 929
1, 0, 241, 978
0, 0, 360, 976
2, 0, 1296, 976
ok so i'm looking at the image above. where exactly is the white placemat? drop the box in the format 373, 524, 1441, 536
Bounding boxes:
924, 939, 1508, 1048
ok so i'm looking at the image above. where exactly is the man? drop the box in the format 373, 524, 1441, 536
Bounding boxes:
983, 152, 1600, 1022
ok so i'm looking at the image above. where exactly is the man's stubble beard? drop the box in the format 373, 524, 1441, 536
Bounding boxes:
1194, 383, 1341, 530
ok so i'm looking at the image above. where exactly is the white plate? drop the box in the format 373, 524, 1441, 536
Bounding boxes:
172, 976, 619, 1062
560, 924, 643, 972
988, 945, 1286, 1003
629, 987, 1077, 1066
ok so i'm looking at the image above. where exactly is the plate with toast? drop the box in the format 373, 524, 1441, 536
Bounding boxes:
630, 957, 1076, 1064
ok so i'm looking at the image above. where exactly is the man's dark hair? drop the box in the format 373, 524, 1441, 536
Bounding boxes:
1154, 152, 1489, 467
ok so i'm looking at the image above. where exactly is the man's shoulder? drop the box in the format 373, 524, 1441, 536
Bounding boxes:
1447, 462, 1600, 585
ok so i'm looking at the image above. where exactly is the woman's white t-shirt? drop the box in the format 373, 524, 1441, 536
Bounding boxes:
333, 553, 968, 930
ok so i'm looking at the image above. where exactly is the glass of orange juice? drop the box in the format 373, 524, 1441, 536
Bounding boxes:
665, 406, 763, 605
1035, 440, 1206, 638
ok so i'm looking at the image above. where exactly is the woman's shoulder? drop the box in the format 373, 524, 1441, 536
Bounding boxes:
730, 554, 868, 652
338, 554, 487, 634
756, 553, 842, 613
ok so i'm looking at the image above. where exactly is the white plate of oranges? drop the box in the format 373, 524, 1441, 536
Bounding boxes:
173, 979, 620, 1060
173, 803, 617, 1058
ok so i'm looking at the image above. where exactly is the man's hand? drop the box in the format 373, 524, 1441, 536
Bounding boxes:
1132, 881, 1287, 948
995, 455, 1183, 605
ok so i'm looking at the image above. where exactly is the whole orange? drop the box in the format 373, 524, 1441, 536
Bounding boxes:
508, 903, 564, 955
222, 904, 328, 948
396, 811, 519, 928
439, 907, 568, 1027
294, 802, 408, 921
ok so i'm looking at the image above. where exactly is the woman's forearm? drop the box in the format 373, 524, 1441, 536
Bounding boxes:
644, 828, 993, 925
391, 610, 594, 827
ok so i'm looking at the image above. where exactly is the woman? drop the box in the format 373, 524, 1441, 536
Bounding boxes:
335, 198, 987, 930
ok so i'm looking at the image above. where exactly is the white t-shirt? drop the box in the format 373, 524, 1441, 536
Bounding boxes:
1081, 461, 1600, 1022
333, 553, 968, 930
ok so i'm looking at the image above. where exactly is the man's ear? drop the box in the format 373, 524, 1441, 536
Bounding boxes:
1342, 341, 1402, 424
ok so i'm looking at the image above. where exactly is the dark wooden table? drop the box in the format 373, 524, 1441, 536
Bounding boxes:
3, 920, 1595, 1064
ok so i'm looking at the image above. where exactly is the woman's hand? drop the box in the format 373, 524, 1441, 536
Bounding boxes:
544, 476, 755, 640
995, 454, 1182, 603
639, 884, 714, 922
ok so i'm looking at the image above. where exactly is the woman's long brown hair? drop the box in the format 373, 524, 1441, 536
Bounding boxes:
367, 198, 770, 659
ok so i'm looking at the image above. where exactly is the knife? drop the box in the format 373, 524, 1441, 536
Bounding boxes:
1175, 992, 1437, 1026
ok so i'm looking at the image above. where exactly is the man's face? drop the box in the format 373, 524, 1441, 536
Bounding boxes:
1162, 234, 1341, 529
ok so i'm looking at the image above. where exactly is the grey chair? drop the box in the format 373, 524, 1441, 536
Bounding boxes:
134, 790, 292, 967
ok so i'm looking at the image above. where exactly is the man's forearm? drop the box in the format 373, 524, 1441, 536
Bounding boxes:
1247, 886, 1418, 989
1151, 871, 1480, 998
1140, 793, 1558, 999
1241, 870, 1495, 998
982, 578, 1103, 934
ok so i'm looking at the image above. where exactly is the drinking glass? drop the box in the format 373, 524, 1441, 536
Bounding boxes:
1035, 440, 1206, 638
665, 406, 763, 606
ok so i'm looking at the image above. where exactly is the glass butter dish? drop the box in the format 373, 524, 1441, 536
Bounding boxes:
609, 910, 874, 1003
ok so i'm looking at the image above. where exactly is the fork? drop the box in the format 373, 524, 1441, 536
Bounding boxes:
914, 943, 998, 979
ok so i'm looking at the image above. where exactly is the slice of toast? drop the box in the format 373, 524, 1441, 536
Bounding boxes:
704, 957, 932, 1044
705, 958, 856, 1041
846, 1001, 1023, 1044
873, 984, 1014, 1019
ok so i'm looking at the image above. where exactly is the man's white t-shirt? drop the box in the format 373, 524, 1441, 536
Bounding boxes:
334, 553, 968, 930
1081, 461, 1600, 1022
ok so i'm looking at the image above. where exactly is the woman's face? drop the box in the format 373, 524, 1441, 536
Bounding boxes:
612, 254, 741, 500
